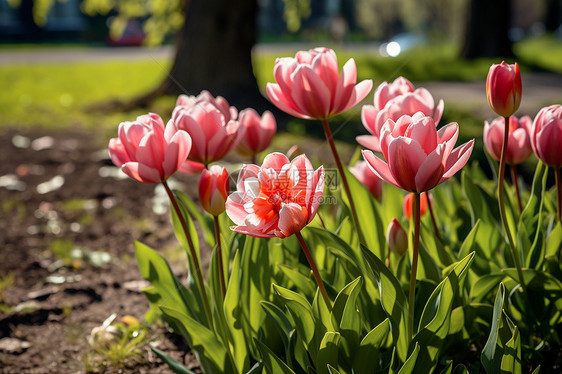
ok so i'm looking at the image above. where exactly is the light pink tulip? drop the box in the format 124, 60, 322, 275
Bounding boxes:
175, 90, 238, 123
484, 115, 533, 164
531, 105, 562, 167
349, 160, 383, 201
387, 218, 408, 256
358, 77, 444, 153
199, 165, 229, 216
486, 62, 522, 118
225, 153, 324, 239
266, 47, 373, 120
108, 113, 192, 184
236, 109, 277, 158
362, 112, 474, 193
172, 100, 240, 167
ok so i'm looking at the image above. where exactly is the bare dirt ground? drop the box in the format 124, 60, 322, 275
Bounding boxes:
0, 127, 204, 373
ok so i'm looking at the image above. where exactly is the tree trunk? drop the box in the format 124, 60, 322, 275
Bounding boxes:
131, 0, 271, 112
460, 0, 514, 59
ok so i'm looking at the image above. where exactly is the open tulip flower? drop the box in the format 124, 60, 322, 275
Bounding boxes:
362, 112, 474, 193
266, 47, 373, 120
175, 90, 238, 123
236, 109, 277, 160
486, 61, 522, 118
531, 105, 562, 168
172, 100, 240, 168
484, 115, 533, 165
108, 113, 192, 184
358, 77, 444, 153
349, 160, 383, 201
225, 153, 324, 239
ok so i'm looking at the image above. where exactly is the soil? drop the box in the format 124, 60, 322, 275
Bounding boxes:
0, 128, 205, 373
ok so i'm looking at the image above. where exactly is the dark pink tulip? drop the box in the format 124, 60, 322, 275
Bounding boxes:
349, 160, 383, 201
108, 113, 192, 184
266, 47, 373, 120
362, 112, 474, 193
358, 77, 444, 152
199, 165, 229, 216
386, 218, 408, 256
486, 61, 522, 117
172, 97, 240, 167
531, 105, 562, 167
225, 153, 324, 239
484, 115, 533, 164
236, 109, 277, 157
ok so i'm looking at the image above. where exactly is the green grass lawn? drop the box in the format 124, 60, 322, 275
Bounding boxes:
0, 36, 560, 137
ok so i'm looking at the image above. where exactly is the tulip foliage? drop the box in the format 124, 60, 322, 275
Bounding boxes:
106, 50, 562, 374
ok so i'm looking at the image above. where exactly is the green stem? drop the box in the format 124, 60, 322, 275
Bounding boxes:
295, 231, 332, 312
499, 117, 526, 291
511, 165, 523, 214
213, 215, 227, 299
408, 192, 421, 343
554, 167, 562, 223
426, 193, 442, 243
162, 180, 214, 326
321, 119, 366, 245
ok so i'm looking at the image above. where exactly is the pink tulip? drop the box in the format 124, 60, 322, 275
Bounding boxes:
225, 153, 324, 238
484, 115, 533, 164
349, 160, 383, 201
108, 113, 192, 184
236, 109, 277, 158
486, 62, 522, 117
362, 112, 474, 193
199, 165, 229, 216
358, 77, 444, 152
172, 100, 240, 167
175, 90, 238, 123
531, 105, 562, 167
403, 192, 430, 219
386, 218, 408, 256
266, 47, 373, 120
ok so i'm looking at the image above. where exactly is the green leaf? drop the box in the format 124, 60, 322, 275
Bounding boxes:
469, 273, 505, 302
342, 166, 386, 259
316, 332, 341, 374
361, 246, 409, 363
260, 301, 293, 350
353, 318, 390, 374
396, 343, 420, 374
332, 277, 363, 359
327, 365, 342, 374
174, 189, 215, 247
149, 345, 197, 374
439, 361, 453, 374
160, 306, 231, 374
411, 252, 475, 373
545, 222, 562, 258
481, 283, 520, 374
254, 338, 296, 374
452, 364, 469, 374
420, 220, 454, 268
457, 220, 480, 259
502, 268, 562, 294
278, 263, 317, 298
169, 190, 200, 263
500, 327, 521, 374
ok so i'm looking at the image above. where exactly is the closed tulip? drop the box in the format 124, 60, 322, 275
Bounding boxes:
236, 109, 277, 158
266, 47, 372, 120
350, 160, 383, 201
386, 218, 408, 256
530, 105, 562, 167
358, 77, 444, 152
486, 62, 522, 117
362, 112, 474, 193
225, 153, 324, 238
108, 113, 192, 184
172, 100, 240, 167
199, 165, 229, 216
484, 115, 533, 164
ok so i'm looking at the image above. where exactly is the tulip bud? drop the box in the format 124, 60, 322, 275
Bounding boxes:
386, 218, 408, 256
199, 165, 229, 216
486, 61, 522, 117
403, 192, 431, 219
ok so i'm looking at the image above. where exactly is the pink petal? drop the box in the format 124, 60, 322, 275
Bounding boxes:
434, 99, 444, 124
236, 164, 261, 192
225, 192, 251, 226
333, 58, 358, 113
337, 79, 373, 115
312, 49, 340, 94
406, 116, 438, 155
261, 152, 290, 172
356, 134, 382, 153
440, 139, 475, 182
387, 137, 426, 192
361, 105, 380, 134
308, 166, 325, 222
136, 132, 163, 171
277, 203, 308, 238
437, 122, 460, 158
121, 162, 161, 184
291, 66, 331, 119
414, 143, 445, 192
266, 83, 311, 119
108, 138, 129, 167
362, 150, 400, 188
163, 130, 191, 177
178, 160, 205, 174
